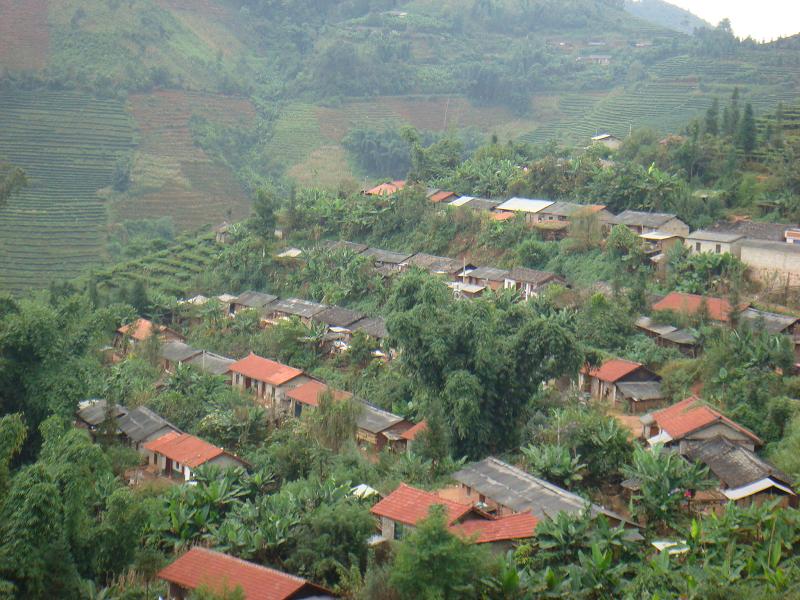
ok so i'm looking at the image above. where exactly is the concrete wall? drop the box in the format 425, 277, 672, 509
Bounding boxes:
739, 244, 800, 288
686, 239, 741, 257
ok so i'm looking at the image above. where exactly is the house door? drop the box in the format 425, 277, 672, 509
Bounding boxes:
165, 458, 173, 476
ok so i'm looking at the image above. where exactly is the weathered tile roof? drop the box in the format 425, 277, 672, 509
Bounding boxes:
228, 353, 304, 386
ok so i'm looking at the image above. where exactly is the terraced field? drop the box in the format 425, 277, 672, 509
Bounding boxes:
0, 90, 134, 294
91, 232, 220, 298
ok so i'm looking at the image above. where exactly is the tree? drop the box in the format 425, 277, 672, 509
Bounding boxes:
389, 506, 490, 599
253, 186, 280, 237
738, 102, 756, 155
704, 98, 719, 136
0, 164, 27, 208
521, 444, 586, 487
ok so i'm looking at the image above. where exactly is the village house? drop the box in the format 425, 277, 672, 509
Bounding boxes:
356, 402, 413, 452
579, 359, 660, 407
447, 281, 487, 299
114, 318, 185, 352
641, 396, 763, 452
349, 316, 389, 343
397, 420, 427, 454
684, 436, 796, 510
451, 457, 629, 525
737, 238, 800, 288
311, 306, 365, 330
160, 341, 201, 373
229, 291, 278, 317
361, 247, 414, 272
448, 196, 501, 212
144, 431, 248, 481
708, 219, 798, 243
494, 198, 555, 225
75, 399, 128, 435
639, 231, 684, 279
738, 308, 800, 360
590, 132, 621, 148
534, 201, 614, 225
183, 350, 236, 376
364, 180, 405, 196
228, 353, 309, 413
158, 547, 336, 600
403, 253, 465, 279
659, 328, 700, 357
117, 406, 180, 453
285, 379, 353, 418
213, 221, 232, 245
685, 230, 744, 256
579, 55, 612, 66
268, 298, 329, 326
615, 381, 667, 414
611, 210, 690, 237
461, 265, 510, 291
651, 291, 747, 324
503, 267, 565, 300
427, 189, 458, 203
370, 483, 538, 552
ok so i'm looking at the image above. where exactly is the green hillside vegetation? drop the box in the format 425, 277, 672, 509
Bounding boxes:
1, 0, 800, 294
624, 0, 711, 35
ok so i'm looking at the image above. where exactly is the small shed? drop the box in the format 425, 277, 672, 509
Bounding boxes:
117, 406, 180, 453
356, 402, 412, 452
615, 381, 667, 414
580, 359, 659, 406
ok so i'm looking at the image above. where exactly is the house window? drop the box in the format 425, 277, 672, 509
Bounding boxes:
715, 244, 721, 253
394, 523, 405, 540
695, 242, 701, 252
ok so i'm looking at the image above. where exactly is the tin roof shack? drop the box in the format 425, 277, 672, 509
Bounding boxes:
75, 399, 128, 436
160, 341, 201, 373
371, 483, 538, 553
737, 238, 800, 288
659, 328, 700, 357
144, 432, 248, 482
268, 298, 328, 326
158, 547, 336, 600
462, 266, 509, 292
590, 131, 620, 146
615, 381, 667, 414
612, 210, 690, 237
229, 291, 278, 317
639, 231, 684, 279
684, 437, 796, 510
685, 230, 744, 257
494, 198, 554, 225
285, 380, 353, 418
641, 396, 763, 452
451, 457, 628, 525
448, 196, 501, 212
361, 247, 414, 273
184, 351, 236, 376
356, 402, 413, 452
118, 406, 180, 453
579, 359, 659, 408
227, 353, 309, 415
503, 267, 565, 300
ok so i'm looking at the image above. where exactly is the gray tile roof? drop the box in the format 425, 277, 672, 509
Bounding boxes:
356, 402, 404, 434
362, 247, 414, 265
635, 316, 678, 337
616, 381, 665, 401
117, 406, 178, 443
457, 197, 501, 211
685, 436, 792, 489
738, 308, 798, 335
184, 351, 236, 376
76, 399, 128, 427
686, 230, 745, 243
709, 220, 795, 242
270, 298, 329, 319
351, 316, 388, 339
660, 328, 698, 345
233, 291, 278, 310
312, 306, 365, 328
612, 210, 681, 228
739, 238, 800, 255
323, 240, 369, 254
507, 266, 561, 285
452, 457, 627, 522
161, 341, 201, 363
467, 266, 510, 281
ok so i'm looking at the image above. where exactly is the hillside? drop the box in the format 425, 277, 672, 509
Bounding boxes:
1, 0, 799, 294
624, 0, 711, 35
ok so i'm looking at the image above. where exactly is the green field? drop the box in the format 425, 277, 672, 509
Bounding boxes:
0, 89, 134, 294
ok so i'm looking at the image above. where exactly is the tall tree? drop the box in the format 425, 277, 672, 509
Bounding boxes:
704, 98, 719, 136
738, 102, 757, 155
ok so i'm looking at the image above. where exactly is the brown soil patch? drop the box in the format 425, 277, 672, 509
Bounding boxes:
0, 0, 49, 70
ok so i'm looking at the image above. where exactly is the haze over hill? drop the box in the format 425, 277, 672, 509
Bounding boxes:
0, 0, 799, 293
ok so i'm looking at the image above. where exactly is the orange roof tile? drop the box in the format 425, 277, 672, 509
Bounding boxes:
144, 432, 228, 468
158, 547, 331, 600
366, 180, 406, 196
451, 512, 538, 544
652, 292, 748, 323
285, 380, 352, 408
228, 353, 303, 386
584, 359, 645, 383
371, 483, 473, 526
117, 318, 160, 341
429, 190, 457, 203
491, 211, 516, 221
401, 420, 428, 441
652, 396, 762, 445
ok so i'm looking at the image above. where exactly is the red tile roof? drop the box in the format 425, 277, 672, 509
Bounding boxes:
652, 396, 762, 446
429, 190, 457, 203
144, 432, 232, 468
117, 318, 160, 341
584, 359, 645, 383
366, 181, 406, 196
451, 512, 538, 544
491, 211, 516, 221
285, 380, 352, 408
652, 292, 748, 323
158, 547, 331, 600
370, 483, 473, 526
401, 420, 428, 441
228, 353, 304, 386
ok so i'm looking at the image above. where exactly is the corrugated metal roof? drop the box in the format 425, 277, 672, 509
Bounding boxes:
351, 316, 388, 339
76, 399, 128, 427
738, 308, 798, 334
612, 210, 680, 228
184, 351, 235, 376
356, 401, 404, 433
495, 198, 554, 213
234, 291, 278, 310
270, 298, 328, 319
616, 381, 664, 401
117, 406, 178, 443
161, 341, 200, 364
312, 306, 365, 328
467, 266, 510, 281
635, 316, 678, 336
684, 436, 792, 490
